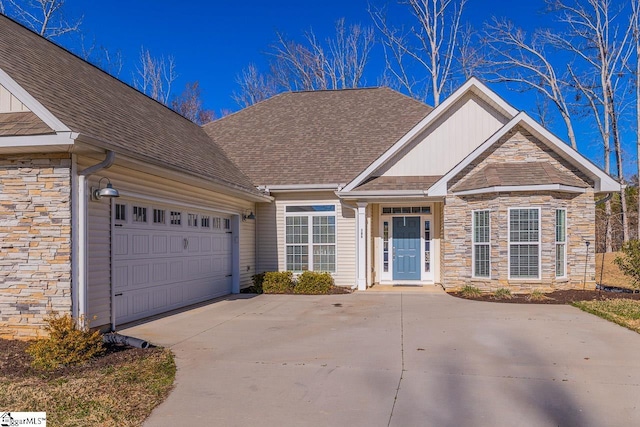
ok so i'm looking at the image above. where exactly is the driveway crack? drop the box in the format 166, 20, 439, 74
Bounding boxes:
388, 293, 404, 427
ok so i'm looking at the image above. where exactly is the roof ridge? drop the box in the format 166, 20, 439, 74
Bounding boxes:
0, 14, 198, 127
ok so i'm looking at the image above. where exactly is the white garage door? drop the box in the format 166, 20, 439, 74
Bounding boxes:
112, 200, 232, 324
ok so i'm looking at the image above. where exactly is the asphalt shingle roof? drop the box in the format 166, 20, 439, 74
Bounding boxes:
355, 175, 442, 191
0, 15, 258, 195
0, 112, 52, 136
453, 162, 588, 192
204, 88, 432, 186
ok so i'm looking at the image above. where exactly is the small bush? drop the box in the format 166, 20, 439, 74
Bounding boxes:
460, 285, 482, 298
527, 289, 549, 301
494, 288, 512, 300
26, 313, 104, 371
614, 240, 640, 289
242, 273, 265, 294
294, 271, 334, 294
262, 271, 295, 294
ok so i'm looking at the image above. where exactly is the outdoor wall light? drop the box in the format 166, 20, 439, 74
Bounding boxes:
242, 210, 256, 221
91, 177, 120, 200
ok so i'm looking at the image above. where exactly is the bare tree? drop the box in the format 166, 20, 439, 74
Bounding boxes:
483, 18, 578, 150
633, 0, 640, 240
171, 81, 215, 125
133, 47, 177, 105
0, 0, 81, 39
546, 0, 635, 248
79, 34, 124, 77
269, 19, 375, 91
369, 0, 468, 106
233, 19, 375, 107
232, 63, 278, 108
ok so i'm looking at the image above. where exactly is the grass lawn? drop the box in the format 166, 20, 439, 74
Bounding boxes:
573, 299, 640, 334
0, 341, 175, 427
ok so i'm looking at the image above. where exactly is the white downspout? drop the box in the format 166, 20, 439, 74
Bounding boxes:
72, 151, 116, 323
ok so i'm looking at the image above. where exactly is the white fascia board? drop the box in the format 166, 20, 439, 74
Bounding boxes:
0, 132, 76, 148
428, 113, 527, 197
428, 112, 621, 197
0, 68, 71, 132
336, 190, 429, 199
77, 145, 273, 203
453, 184, 587, 196
341, 77, 518, 193
517, 116, 620, 193
262, 183, 343, 192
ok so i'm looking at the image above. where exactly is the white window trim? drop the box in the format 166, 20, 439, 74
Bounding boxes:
555, 208, 567, 279
284, 204, 338, 274
377, 204, 434, 283
472, 209, 491, 279
508, 207, 542, 280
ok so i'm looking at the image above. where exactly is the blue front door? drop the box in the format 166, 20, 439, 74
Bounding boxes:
393, 217, 421, 280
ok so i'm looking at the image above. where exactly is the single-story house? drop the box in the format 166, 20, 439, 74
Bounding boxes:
0, 16, 619, 339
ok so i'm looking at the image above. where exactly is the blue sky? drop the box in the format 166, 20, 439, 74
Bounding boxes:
67, 1, 547, 111
23, 1, 637, 176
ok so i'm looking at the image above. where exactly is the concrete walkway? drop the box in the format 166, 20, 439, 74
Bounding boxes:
121, 292, 640, 427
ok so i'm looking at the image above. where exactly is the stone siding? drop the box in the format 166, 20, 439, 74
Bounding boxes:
0, 154, 72, 339
442, 128, 596, 292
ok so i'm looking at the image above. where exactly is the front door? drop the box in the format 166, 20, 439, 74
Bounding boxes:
392, 216, 421, 280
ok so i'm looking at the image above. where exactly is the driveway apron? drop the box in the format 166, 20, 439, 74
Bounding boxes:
120, 292, 640, 427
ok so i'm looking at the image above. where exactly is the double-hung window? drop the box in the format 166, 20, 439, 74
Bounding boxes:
285, 205, 336, 272
473, 210, 490, 278
555, 209, 566, 278
509, 208, 540, 279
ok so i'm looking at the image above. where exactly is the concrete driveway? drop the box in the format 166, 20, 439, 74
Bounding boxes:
121, 292, 640, 427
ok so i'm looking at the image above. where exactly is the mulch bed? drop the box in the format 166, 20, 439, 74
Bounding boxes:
0, 339, 156, 380
449, 289, 640, 304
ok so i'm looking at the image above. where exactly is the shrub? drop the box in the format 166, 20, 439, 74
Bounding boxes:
294, 271, 334, 294
614, 240, 640, 289
262, 271, 295, 294
527, 289, 549, 301
243, 273, 265, 294
494, 288, 513, 300
26, 313, 104, 371
460, 285, 482, 298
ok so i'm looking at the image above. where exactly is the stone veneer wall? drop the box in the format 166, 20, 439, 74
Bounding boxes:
0, 154, 72, 339
441, 126, 596, 291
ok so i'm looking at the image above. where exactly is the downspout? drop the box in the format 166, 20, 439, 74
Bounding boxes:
72, 151, 116, 326
339, 199, 362, 290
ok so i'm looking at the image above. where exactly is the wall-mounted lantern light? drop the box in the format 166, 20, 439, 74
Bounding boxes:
91, 177, 120, 201
242, 210, 256, 221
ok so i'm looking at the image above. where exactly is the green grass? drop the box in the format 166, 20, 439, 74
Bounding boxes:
527, 289, 550, 302
573, 299, 640, 333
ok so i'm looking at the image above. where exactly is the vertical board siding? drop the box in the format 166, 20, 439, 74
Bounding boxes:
79, 156, 260, 328
271, 192, 356, 287
380, 93, 509, 177
0, 84, 29, 112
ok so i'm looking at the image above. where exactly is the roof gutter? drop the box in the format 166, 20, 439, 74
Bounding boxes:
258, 183, 344, 194
336, 189, 430, 199
73, 135, 272, 203
72, 150, 116, 329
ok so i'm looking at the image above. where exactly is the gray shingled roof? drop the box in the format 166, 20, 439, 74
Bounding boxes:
0, 15, 258, 196
453, 162, 588, 193
0, 112, 52, 136
204, 88, 432, 186
356, 175, 442, 191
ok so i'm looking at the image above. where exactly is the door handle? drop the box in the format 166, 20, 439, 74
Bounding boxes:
183, 238, 189, 249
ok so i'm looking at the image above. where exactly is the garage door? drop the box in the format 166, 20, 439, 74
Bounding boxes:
112, 200, 232, 324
